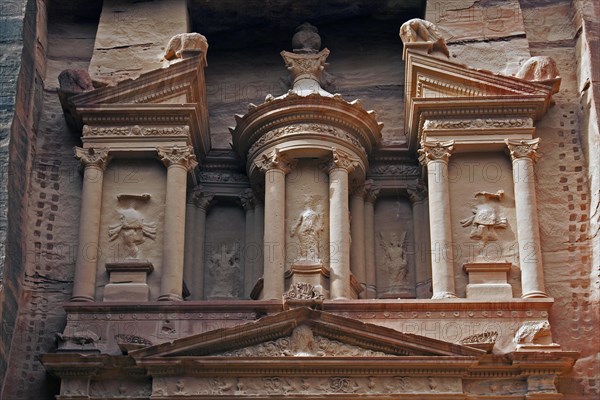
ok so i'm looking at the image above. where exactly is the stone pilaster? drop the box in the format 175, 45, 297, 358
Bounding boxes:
506, 138, 548, 298
191, 188, 213, 300
408, 184, 430, 298
72, 147, 110, 302
364, 180, 379, 299
157, 145, 198, 301
418, 141, 457, 299
240, 189, 256, 298
350, 182, 367, 298
255, 149, 295, 300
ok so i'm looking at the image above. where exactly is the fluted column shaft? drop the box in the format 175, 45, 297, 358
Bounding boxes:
71, 147, 110, 302
158, 145, 198, 301
419, 141, 457, 299
364, 181, 379, 299
256, 150, 294, 300
506, 139, 548, 298
350, 188, 366, 297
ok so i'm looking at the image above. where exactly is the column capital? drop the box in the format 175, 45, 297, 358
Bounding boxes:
505, 138, 540, 162
191, 188, 214, 210
418, 140, 455, 165
407, 184, 427, 203
255, 149, 296, 174
322, 147, 359, 173
363, 179, 380, 203
239, 188, 256, 211
74, 147, 110, 170
157, 145, 198, 171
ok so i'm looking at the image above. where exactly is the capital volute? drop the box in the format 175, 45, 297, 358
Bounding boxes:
505, 138, 540, 162
322, 147, 359, 173
363, 179, 380, 203
74, 147, 110, 170
255, 149, 296, 174
157, 145, 198, 171
418, 140, 455, 165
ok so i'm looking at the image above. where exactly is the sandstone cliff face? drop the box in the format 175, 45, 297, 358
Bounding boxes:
0, 1, 598, 399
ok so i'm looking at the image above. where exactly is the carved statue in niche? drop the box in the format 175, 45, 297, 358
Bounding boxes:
108, 194, 156, 259
460, 190, 507, 245
207, 243, 241, 299
378, 231, 409, 286
290, 197, 324, 263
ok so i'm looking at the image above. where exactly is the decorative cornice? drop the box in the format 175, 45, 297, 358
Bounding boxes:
418, 140, 455, 165
506, 138, 540, 162
255, 149, 296, 174
157, 145, 198, 171
74, 147, 110, 170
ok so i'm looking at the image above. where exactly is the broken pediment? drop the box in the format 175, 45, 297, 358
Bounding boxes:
129, 307, 484, 360
58, 55, 211, 159
403, 47, 559, 152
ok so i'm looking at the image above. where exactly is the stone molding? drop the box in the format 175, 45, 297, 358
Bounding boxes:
368, 164, 421, 177
74, 147, 110, 170
418, 140, 455, 164
82, 124, 190, 137
423, 118, 533, 130
254, 149, 296, 174
247, 122, 367, 159
506, 138, 540, 162
157, 145, 198, 171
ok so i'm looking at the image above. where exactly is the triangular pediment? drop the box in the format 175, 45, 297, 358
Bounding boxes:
67, 56, 206, 107
59, 55, 211, 159
130, 308, 484, 360
404, 49, 559, 152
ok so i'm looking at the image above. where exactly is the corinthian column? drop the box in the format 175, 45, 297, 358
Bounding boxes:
364, 180, 379, 299
418, 141, 457, 299
255, 149, 295, 300
157, 145, 198, 301
323, 148, 359, 300
191, 189, 213, 300
506, 139, 548, 298
71, 147, 110, 302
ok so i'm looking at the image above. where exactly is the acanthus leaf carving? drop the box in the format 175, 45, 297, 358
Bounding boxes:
157, 145, 198, 171
322, 147, 359, 173
283, 282, 325, 302
418, 140, 454, 164
74, 146, 110, 170
255, 148, 296, 174
506, 138, 540, 162
460, 331, 499, 345
82, 125, 190, 137
423, 118, 532, 130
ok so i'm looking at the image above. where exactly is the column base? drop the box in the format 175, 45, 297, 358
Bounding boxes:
431, 291, 457, 299
522, 291, 549, 299
70, 295, 95, 302
158, 294, 183, 301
